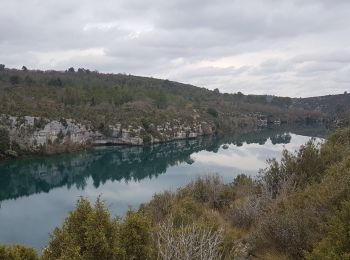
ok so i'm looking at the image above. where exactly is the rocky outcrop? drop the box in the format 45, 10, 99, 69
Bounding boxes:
92, 120, 214, 145
0, 114, 215, 157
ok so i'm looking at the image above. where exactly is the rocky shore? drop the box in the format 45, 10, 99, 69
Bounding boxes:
0, 114, 215, 159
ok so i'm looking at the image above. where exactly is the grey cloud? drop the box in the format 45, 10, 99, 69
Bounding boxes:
1, 0, 350, 96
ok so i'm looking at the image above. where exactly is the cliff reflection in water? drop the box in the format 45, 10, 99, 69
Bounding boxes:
0, 125, 327, 202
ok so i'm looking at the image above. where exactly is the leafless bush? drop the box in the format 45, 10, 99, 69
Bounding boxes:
230, 196, 261, 228
259, 170, 297, 201
156, 217, 224, 260
258, 158, 298, 201
230, 174, 297, 229
251, 208, 315, 258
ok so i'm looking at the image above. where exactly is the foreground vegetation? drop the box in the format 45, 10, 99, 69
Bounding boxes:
2, 128, 350, 259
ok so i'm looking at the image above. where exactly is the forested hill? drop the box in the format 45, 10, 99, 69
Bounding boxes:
292, 93, 350, 115
0, 65, 348, 131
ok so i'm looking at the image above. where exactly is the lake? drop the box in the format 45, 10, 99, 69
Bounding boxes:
0, 125, 327, 251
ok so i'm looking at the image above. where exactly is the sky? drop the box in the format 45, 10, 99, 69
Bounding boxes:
1, 0, 350, 97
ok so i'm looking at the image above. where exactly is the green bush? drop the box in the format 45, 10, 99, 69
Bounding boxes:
9, 75, 20, 85
47, 78, 63, 87
59, 118, 68, 128
119, 211, 154, 259
306, 200, 350, 260
140, 191, 175, 224
179, 175, 236, 209
42, 197, 124, 260
42, 197, 153, 260
172, 197, 207, 227
255, 208, 316, 258
0, 127, 10, 153
24, 76, 35, 85
207, 107, 219, 118
0, 244, 38, 260
142, 134, 152, 144
321, 128, 350, 166
34, 118, 47, 130
260, 139, 323, 198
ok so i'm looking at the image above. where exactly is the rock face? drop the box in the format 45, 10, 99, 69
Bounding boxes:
0, 115, 215, 155
0, 116, 92, 150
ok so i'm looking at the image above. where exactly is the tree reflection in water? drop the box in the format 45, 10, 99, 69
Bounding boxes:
0, 125, 327, 202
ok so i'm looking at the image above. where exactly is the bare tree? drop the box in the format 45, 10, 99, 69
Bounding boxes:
156, 217, 224, 260
259, 167, 297, 201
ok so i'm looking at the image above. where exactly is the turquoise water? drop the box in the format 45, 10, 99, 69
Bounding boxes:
0, 126, 326, 251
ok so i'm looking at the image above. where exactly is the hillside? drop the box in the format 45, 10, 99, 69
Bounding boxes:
0, 65, 348, 159
0, 66, 327, 127
292, 93, 350, 113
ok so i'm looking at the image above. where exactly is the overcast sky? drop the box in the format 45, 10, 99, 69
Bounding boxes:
1, 0, 350, 97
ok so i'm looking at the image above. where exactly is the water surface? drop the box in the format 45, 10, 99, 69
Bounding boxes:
0, 126, 326, 251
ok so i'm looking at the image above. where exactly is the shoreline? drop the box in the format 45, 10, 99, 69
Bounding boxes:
0, 123, 330, 163
0, 132, 216, 163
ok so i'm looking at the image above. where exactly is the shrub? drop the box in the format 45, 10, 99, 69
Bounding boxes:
42, 197, 124, 260
294, 139, 324, 187
306, 200, 350, 260
119, 211, 154, 259
326, 128, 350, 146
15, 116, 26, 127
141, 191, 175, 224
232, 174, 257, 198
229, 195, 263, 228
47, 78, 63, 87
207, 107, 218, 118
156, 217, 224, 260
153, 90, 167, 109
34, 117, 47, 130
0, 127, 10, 153
321, 128, 350, 166
259, 139, 323, 199
24, 76, 35, 85
98, 123, 113, 137
59, 118, 68, 128
254, 208, 316, 258
9, 75, 20, 85
142, 134, 152, 144
0, 244, 38, 260
57, 130, 65, 142
180, 175, 235, 209
141, 118, 151, 130
42, 197, 153, 260
233, 174, 254, 187
172, 197, 206, 226
252, 153, 350, 258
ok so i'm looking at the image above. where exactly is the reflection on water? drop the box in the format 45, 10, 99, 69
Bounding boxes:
0, 125, 327, 250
